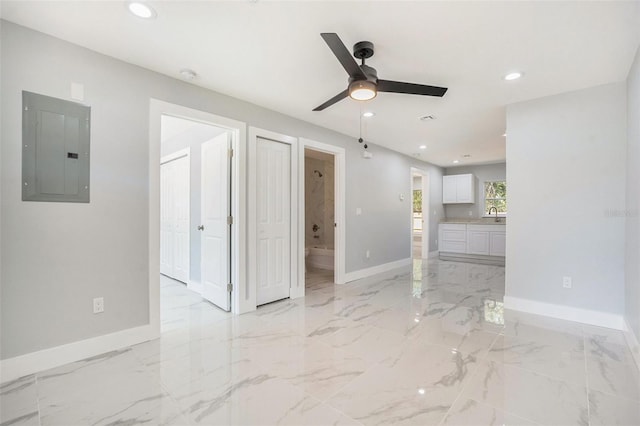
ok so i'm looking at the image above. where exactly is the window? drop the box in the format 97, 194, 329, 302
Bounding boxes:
484, 181, 507, 215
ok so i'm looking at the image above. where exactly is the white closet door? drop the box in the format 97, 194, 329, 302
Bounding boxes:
173, 156, 190, 283
200, 133, 231, 311
160, 154, 190, 283
256, 137, 291, 305
160, 162, 174, 277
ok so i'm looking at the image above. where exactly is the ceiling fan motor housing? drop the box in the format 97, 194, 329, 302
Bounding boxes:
353, 41, 374, 59
349, 64, 378, 84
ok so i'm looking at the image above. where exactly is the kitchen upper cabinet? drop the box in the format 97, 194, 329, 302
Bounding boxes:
442, 174, 475, 204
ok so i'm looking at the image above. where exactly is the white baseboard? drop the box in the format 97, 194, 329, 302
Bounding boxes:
504, 296, 625, 330
344, 258, 412, 283
623, 318, 640, 372
187, 280, 203, 294
0, 324, 158, 383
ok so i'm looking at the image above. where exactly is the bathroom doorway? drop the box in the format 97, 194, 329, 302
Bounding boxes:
304, 148, 336, 289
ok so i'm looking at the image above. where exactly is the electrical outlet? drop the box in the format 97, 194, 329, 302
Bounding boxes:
365, 250, 370, 259
93, 297, 104, 314
563, 276, 572, 289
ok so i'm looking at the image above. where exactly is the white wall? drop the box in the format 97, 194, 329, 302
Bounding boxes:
505, 83, 627, 326
625, 46, 640, 340
444, 163, 506, 219
0, 21, 444, 359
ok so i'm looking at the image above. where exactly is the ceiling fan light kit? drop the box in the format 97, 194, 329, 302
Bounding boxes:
313, 33, 448, 111
349, 80, 377, 100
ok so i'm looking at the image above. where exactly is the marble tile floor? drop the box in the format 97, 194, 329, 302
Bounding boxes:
2, 260, 640, 425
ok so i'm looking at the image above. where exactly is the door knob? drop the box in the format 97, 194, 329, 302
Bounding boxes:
198, 225, 204, 231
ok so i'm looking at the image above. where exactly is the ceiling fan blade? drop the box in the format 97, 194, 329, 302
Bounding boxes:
321, 33, 367, 80
378, 79, 448, 97
312, 89, 349, 111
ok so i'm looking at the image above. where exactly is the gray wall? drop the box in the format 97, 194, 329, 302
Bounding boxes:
626, 46, 640, 340
505, 82, 627, 317
0, 22, 444, 359
444, 163, 506, 219
160, 119, 227, 284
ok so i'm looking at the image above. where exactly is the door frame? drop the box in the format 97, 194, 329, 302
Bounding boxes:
410, 167, 430, 259
300, 138, 346, 285
160, 147, 191, 286
248, 127, 299, 305
149, 100, 248, 334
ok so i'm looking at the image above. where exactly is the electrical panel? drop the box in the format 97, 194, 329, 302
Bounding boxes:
22, 91, 90, 203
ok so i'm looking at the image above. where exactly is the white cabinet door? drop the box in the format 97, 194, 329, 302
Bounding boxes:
456, 174, 474, 203
439, 224, 467, 253
443, 174, 474, 204
490, 232, 506, 256
467, 230, 490, 255
443, 176, 458, 204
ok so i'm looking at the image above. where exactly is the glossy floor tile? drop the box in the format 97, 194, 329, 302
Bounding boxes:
1, 261, 639, 425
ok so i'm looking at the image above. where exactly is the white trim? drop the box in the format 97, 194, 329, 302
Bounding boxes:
248, 127, 300, 303
623, 318, 640, 372
300, 138, 346, 285
187, 279, 203, 294
0, 325, 156, 383
344, 257, 412, 283
504, 295, 625, 330
150, 100, 248, 317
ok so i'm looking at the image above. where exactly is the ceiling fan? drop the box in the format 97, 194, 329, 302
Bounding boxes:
313, 33, 448, 111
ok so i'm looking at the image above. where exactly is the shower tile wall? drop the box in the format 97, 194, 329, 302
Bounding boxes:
305, 156, 334, 247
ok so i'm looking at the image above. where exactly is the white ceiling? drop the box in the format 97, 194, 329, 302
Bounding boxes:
2, 1, 639, 167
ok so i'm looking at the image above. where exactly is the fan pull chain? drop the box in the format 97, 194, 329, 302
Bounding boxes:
358, 105, 368, 150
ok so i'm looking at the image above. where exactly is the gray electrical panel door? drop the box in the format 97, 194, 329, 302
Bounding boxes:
22, 91, 90, 203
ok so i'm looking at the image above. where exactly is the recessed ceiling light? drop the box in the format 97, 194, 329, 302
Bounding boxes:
362, 112, 375, 118
504, 72, 523, 81
419, 145, 427, 150
180, 69, 197, 80
502, 133, 507, 137
418, 388, 426, 395
127, 1, 157, 19
452, 160, 460, 164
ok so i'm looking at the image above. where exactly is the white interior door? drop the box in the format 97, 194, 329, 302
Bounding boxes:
160, 154, 190, 283
173, 157, 190, 283
256, 137, 291, 305
160, 162, 174, 277
200, 133, 231, 311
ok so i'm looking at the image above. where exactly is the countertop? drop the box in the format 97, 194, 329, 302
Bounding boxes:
440, 218, 506, 225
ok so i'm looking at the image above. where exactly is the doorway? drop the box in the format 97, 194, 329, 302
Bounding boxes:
411, 169, 430, 259
304, 148, 336, 289
159, 115, 233, 318
151, 101, 246, 335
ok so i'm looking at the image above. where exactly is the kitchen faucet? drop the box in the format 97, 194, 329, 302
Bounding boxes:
488, 206, 500, 222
